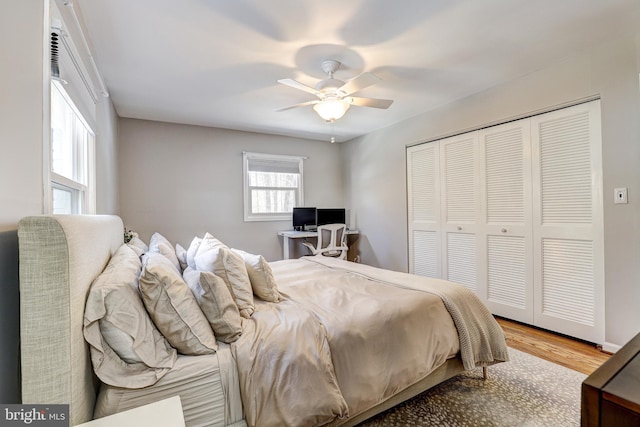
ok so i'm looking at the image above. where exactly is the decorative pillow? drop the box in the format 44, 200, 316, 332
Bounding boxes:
84, 244, 177, 389
196, 232, 227, 253
232, 249, 280, 303
183, 267, 242, 343
194, 245, 255, 318
186, 236, 202, 269
149, 232, 181, 272
175, 243, 188, 271
139, 252, 218, 355
127, 236, 148, 258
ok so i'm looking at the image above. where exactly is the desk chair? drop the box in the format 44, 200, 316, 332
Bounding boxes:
302, 223, 349, 260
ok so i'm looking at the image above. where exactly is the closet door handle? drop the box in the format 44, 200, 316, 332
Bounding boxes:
457, 226, 462, 231
501, 228, 507, 233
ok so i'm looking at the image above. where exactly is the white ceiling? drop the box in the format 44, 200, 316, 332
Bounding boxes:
75, 0, 638, 143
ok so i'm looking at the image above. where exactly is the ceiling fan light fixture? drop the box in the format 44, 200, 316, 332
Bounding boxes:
277, 59, 392, 120
313, 98, 350, 121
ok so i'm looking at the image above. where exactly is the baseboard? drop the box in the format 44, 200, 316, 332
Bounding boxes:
602, 341, 622, 354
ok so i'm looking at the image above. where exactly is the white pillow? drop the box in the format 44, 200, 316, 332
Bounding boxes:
232, 249, 280, 303
139, 252, 218, 355
195, 245, 255, 318
196, 232, 227, 253
186, 236, 203, 270
149, 232, 181, 272
175, 243, 188, 271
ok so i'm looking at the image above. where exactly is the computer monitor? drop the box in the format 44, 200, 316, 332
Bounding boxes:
316, 208, 346, 227
292, 207, 316, 231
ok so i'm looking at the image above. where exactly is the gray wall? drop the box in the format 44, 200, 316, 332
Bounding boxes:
0, 0, 48, 405
118, 118, 344, 261
0, 1, 47, 232
0, 1, 120, 403
342, 32, 640, 349
95, 99, 121, 214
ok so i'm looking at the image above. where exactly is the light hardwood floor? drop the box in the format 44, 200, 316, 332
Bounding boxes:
495, 316, 611, 375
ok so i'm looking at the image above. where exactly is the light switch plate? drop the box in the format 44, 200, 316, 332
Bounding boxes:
614, 187, 628, 204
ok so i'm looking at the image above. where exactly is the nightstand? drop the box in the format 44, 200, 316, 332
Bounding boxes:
76, 396, 185, 427
582, 333, 640, 427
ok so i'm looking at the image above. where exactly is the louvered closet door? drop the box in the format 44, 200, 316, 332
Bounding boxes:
407, 143, 441, 277
440, 133, 480, 292
478, 121, 534, 323
531, 100, 604, 343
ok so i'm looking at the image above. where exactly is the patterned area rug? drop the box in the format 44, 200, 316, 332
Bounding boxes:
359, 347, 586, 426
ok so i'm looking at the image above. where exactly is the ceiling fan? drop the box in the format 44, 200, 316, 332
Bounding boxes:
277, 59, 393, 122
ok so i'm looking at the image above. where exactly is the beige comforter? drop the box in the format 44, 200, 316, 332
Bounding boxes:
231, 257, 508, 427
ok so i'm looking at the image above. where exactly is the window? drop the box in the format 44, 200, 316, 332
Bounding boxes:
49, 80, 95, 214
243, 152, 304, 221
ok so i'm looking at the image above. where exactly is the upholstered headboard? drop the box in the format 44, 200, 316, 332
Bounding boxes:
18, 215, 123, 425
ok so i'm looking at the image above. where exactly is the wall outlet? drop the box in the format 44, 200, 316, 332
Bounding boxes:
614, 187, 628, 204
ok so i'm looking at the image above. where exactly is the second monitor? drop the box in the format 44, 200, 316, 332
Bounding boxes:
316, 208, 346, 227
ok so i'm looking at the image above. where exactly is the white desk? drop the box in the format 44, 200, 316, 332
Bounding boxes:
278, 229, 359, 259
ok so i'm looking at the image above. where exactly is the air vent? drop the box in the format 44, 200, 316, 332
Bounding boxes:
51, 29, 60, 79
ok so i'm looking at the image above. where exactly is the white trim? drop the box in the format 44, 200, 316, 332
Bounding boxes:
51, 181, 82, 214
43, 0, 52, 214
85, 127, 96, 213
405, 95, 601, 149
243, 152, 305, 222
602, 342, 621, 354
56, 26, 98, 104
243, 152, 308, 163
51, 172, 87, 192
63, 0, 109, 98
52, 0, 108, 101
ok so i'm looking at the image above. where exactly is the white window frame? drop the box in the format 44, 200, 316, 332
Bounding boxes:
51, 178, 83, 215
243, 152, 305, 222
48, 80, 96, 214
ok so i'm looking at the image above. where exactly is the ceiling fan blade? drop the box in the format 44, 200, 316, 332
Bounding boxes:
277, 79, 321, 96
339, 72, 381, 95
347, 96, 393, 109
275, 100, 318, 112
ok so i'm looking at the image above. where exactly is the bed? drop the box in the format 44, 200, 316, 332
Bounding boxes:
18, 214, 508, 426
